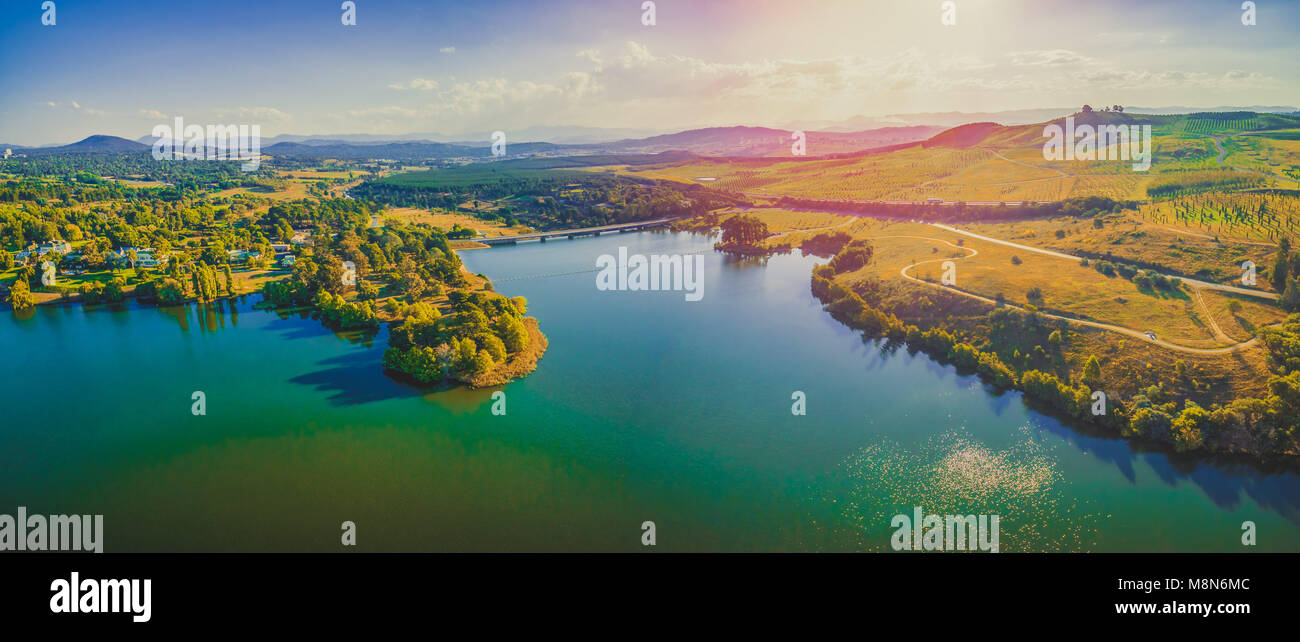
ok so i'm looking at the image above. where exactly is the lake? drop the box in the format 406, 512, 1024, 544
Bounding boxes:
1, 230, 1297, 551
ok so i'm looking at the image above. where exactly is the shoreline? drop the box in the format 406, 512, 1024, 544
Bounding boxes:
457, 317, 549, 388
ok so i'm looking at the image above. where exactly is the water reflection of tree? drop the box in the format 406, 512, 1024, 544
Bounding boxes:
1033, 412, 1300, 527
158, 298, 246, 333
332, 326, 377, 348
719, 253, 771, 269
157, 303, 189, 331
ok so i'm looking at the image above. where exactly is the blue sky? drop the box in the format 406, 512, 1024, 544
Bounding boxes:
2, 0, 1298, 145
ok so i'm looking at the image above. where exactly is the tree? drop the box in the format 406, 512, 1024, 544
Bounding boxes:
1282, 277, 1300, 313
191, 270, 203, 302
470, 349, 494, 375
399, 269, 427, 300
1171, 402, 1209, 452
829, 240, 874, 274
223, 264, 235, 296
1127, 407, 1173, 440
6, 279, 35, 312
455, 337, 478, 372
479, 333, 507, 362
496, 315, 530, 352
156, 278, 186, 304
104, 277, 126, 303
718, 214, 769, 248
1082, 355, 1102, 387
357, 280, 379, 300
1271, 238, 1291, 292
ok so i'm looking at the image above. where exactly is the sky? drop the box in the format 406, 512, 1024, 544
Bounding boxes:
1, 0, 1298, 145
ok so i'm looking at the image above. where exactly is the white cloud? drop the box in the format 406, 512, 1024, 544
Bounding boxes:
138, 109, 167, 119
214, 106, 291, 122
1008, 50, 1092, 67
1097, 32, 1174, 46
1070, 68, 1278, 90
45, 100, 105, 116
440, 46, 455, 54
388, 78, 440, 91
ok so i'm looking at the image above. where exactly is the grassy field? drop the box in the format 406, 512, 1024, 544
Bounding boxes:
1135, 192, 1300, 243
5, 265, 290, 305
960, 214, 1280, 288
382, 207, 532, 236
603, 111, 1300, 205
708, 207, 1286, 402
835, 220, 1245, 348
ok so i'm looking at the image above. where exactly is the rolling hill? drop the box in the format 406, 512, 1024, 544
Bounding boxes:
18, 135, 149, 155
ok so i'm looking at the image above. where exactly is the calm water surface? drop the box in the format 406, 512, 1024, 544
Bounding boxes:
1, 230, 1296, 551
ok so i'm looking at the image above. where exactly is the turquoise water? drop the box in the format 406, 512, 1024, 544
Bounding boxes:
0, 230, 1296, 551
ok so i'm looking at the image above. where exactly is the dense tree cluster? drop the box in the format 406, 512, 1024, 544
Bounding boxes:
382, 290, 531, 383
800, 231, 852, 257
715, 214, 769, 251
353, 171, 731, 231
0, 153, 267, 194
774, 195, 1132, 224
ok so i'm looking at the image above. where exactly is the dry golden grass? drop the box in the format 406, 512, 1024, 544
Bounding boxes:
1199, 289, 1287, 342
724, 209, 1287, 353
382, 207, 531, 236
842, 222, 1241, 348
213, 180, 308, 202
963, 216, 1278, 289
605, 145, 1155, 202
460, 317, 548, 389
110, 178, 169, 188
281, 170, 355, 180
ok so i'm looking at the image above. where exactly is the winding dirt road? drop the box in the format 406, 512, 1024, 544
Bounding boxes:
881, 232, 1268, 355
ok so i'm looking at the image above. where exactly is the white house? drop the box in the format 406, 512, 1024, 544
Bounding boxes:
37, 240, 73, 256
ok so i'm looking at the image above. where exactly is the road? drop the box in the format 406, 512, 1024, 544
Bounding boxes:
925, 222, 1278, 300
740, 191, 1052, 208
887, 233, 1266, 355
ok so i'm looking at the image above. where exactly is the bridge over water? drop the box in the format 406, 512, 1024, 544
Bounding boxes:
478, 218, 675, 245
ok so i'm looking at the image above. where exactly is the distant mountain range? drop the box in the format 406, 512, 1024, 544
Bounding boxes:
16, 126, 949, 159
11, 135, 149, 155
794, 105, 1300, 131
9, 105, 1298, 160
